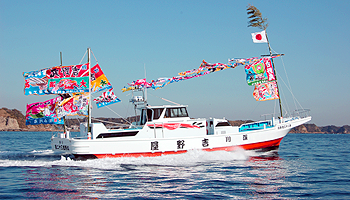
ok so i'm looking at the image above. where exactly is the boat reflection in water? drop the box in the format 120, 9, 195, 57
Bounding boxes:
21, 148, 298, 199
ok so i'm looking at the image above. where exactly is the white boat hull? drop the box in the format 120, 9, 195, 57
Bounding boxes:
51, 115, 311, 159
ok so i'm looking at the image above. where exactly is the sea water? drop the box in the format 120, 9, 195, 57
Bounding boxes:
0, 132, 350, 199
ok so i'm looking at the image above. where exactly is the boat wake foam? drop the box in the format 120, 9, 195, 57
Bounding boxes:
0, 147, 279, 168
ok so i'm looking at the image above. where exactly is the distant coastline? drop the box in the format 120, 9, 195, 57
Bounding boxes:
1, 107, 349, 134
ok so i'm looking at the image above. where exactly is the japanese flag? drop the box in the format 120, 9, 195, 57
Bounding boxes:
251, 30, 268, 43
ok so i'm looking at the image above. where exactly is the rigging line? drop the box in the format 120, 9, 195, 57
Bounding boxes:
91, 50, 98, 63
277, 82, 291, 117
277, 73, 293, 117
148, 92, 181, 106
79, 50, 87, 64
113, 92, 134, 121
270, 46, 278, 54
280, 56, 298, 110
118, 92, 135, 120
270, 47, 302, 113
268, 49, 304, 114
105, 105, 133, 125
90, 93, 133, 125
276, 72, 305, 112
248, 100, 261, 119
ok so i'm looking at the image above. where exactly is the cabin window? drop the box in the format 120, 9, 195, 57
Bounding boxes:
216, 122, 231, 127
140, 109, 147, 125
147, 109, 153, 121
165, 107, 188, 118
152, 108, 164, 120
140, 108, 164, 125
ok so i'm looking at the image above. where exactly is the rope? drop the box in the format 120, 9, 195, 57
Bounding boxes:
148, 92, 181, 105
280, 56, 298, 110
91, 50, 99, 63
276, 71, 305, 115
268, 46, 306, 117
104, 105, 133, 125
79, 50, 87, 64
249, 100, 261, 118
90, 93, 133, 125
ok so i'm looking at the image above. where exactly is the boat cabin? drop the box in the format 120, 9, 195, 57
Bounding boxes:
139, 105, 189, 125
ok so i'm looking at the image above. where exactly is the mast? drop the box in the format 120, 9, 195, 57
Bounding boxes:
247, 4, 283, 118
265, 32, 283, 118
87, 48, 92, 131
60, 52, 68, 134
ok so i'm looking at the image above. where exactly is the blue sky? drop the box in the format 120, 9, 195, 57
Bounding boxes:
1, 0, 349, 126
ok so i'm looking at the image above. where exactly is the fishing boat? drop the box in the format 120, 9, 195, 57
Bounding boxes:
23, 50, 312, 160
24, 6, 311, 159
46, 47, 310, 160
23, 48, 311, 159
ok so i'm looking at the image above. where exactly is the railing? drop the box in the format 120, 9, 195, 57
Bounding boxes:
292, 109, 311, 118
260, 113, 275, 121
239, 120, 273, 132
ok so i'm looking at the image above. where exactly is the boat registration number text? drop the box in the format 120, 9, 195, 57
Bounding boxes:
54, 144, 70, 151
278, 124, 291, 129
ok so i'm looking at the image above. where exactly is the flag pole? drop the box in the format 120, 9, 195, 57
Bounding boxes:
60, 52, 68, 135
87, 48, 92, 133
265, 31, 283, 118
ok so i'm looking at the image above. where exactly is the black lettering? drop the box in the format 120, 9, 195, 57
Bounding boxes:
55, 144, 69, 151
243, 134, 248, 140
151, 141, 159, 150
202, 138, 209, 147
177, 140, 185, 149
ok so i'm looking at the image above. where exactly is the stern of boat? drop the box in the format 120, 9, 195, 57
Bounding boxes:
51, 132, 72, 154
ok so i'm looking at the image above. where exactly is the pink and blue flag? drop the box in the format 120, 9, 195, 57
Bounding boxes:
244, 58, 275, 86
23, 63, 90, 95
93, 89, 121, 108
26, 96, 64, 125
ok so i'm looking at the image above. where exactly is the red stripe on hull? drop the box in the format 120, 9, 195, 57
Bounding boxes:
86, 137, 284, 159
241, 137, 283, 150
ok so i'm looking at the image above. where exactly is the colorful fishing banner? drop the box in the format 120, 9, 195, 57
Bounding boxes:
90, 64, 113, 93
253, 81, 279, 101
55, 93, 89, 118
93, 88, 121, 108
229, 56, 280, 101
245, 58, 275, 86
122, 60, 237, 92
121, 55, 282, 102
25, 96, 64, 125
23, 63, 90, 95
23, 68, 50, 95
46, 63, 90, 94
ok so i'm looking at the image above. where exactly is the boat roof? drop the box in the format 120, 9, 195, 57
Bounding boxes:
145, 105, 188, 109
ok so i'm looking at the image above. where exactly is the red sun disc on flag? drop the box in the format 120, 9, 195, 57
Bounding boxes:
255, 34, 262, 40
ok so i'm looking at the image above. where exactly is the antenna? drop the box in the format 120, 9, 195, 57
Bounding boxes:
60, 52, 63, 66
144, 63, 147, 103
